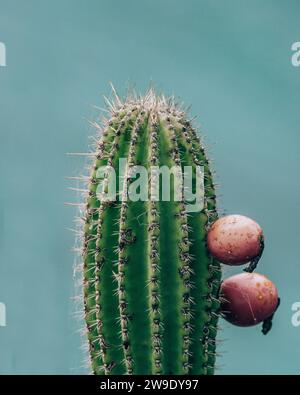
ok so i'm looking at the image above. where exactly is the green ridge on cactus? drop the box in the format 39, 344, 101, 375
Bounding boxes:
80, 89, 221, 375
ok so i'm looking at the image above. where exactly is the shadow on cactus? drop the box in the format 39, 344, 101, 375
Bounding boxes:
71, 87, 280, 375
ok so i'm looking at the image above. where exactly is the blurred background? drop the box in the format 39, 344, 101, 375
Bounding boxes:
0, 0, 299, 374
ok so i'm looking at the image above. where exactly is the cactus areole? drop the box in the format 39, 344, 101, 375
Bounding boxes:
80, 90, 221, 375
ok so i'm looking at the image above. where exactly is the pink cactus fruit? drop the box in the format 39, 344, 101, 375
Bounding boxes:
207, 214, 264, 265
220, 272, 279, 327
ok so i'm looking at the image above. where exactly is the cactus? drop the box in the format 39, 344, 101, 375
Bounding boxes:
78, 89, 221, 375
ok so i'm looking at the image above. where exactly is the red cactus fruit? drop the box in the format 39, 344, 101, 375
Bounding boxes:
207, 214, 264, 265
220, 272, 279, 327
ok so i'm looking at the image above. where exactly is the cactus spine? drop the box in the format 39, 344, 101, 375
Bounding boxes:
80, 89, 221, 375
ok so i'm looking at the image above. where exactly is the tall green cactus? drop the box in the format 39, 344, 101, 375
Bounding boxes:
80, 89, 221, 375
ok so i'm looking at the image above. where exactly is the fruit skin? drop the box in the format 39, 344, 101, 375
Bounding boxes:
220, 273, 278, 327
78, 89, 221, 375
207, 214, 264, 265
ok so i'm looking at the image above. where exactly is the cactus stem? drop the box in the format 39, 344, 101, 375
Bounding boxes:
79, 89, 222, 375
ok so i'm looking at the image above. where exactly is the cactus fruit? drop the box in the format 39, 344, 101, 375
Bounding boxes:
220, 273, 279, 327
78, 89, 222, 375
207, 215, 264, 268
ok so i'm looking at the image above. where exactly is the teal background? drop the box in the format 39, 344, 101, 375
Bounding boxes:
0, 0, 299, 374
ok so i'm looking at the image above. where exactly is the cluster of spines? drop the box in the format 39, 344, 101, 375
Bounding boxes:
71, 89, 221, 375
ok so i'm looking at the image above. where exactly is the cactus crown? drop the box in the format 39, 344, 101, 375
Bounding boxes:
77, 88, 221, 375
